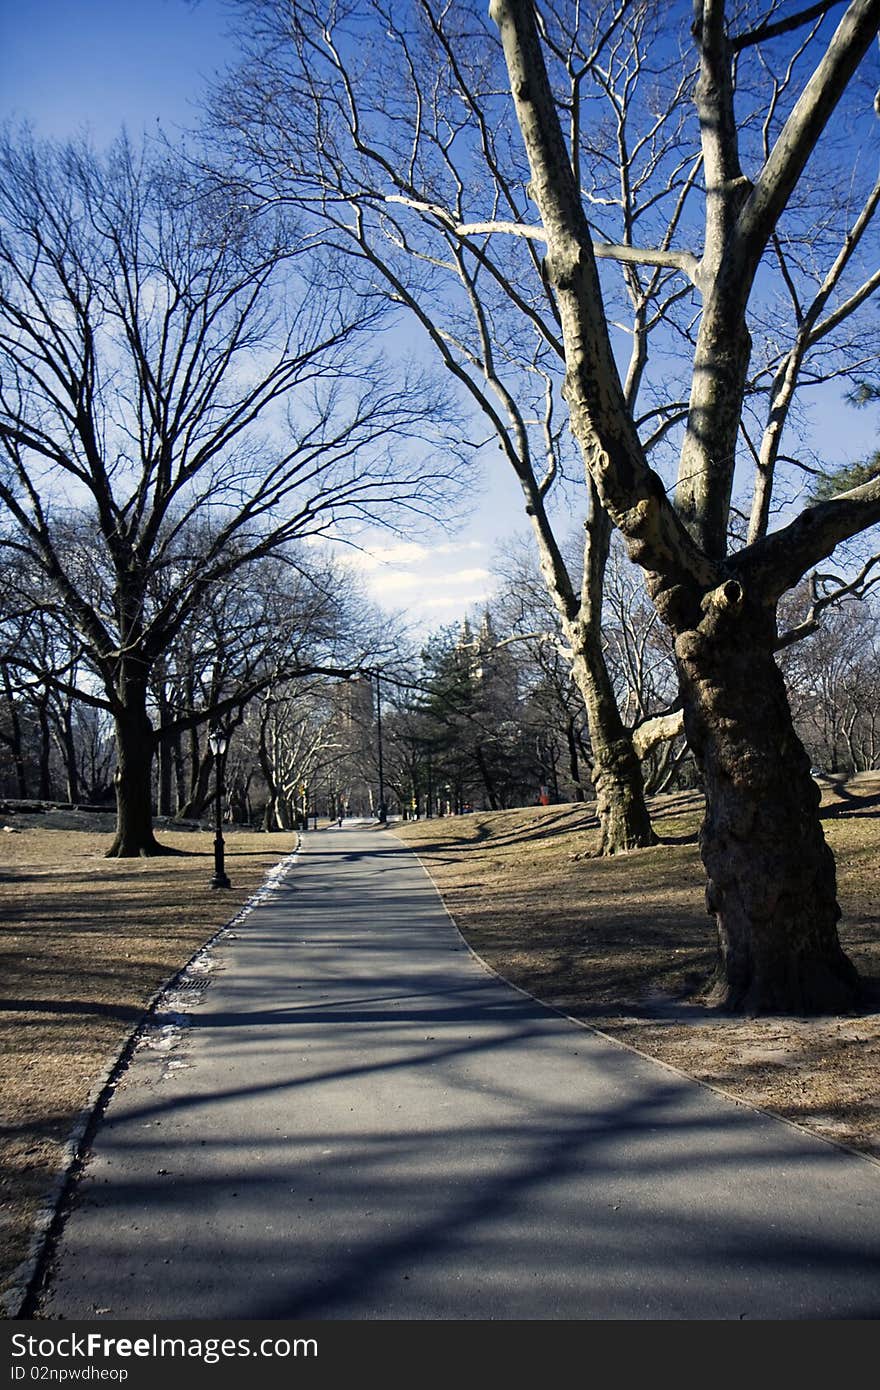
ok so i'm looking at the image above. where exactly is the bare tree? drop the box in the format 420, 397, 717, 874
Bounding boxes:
492, 529, 686, 786
208, 0, 710, 852
482, 0, 880, 1011
162, 549, 399, 821
147, 546, 344, 816
0, 130, 459, 854
210, 1, 880, 999
252, 678, 365, 830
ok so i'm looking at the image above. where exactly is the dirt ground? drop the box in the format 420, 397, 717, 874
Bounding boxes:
395, 773, 880, 1164
0, 810, 298, 1312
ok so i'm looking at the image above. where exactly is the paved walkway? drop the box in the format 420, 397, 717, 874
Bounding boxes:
43, 826, 880, 1320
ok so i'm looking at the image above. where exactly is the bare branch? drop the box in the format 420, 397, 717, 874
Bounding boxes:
490, 0, 717, 601
731, 1, 846, 52
631, 706, 685, 759
747, 173, 880, 543
453, 218, 701, 284
454, 218, 546, 242
775, 554, 880, 647
735, 473, 880, 602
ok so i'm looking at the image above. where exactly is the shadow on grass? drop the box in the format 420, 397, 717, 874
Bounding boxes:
0, 997, 146, 1023
104, 843, 196, 860
400, 810, 600, 858
821, 788, 880, 820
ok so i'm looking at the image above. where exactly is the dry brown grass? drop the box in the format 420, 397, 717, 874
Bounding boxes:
395, 774, 880, 1164
0, 812, 298, 1310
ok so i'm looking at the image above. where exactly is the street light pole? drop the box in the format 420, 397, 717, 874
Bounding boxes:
208, 727, 231, 889
375, 671, 387, 823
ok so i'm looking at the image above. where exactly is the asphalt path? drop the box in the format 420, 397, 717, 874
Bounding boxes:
42, 824, 880, 1320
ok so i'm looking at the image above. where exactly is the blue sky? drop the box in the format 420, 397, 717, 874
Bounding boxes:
0, 0, 236, 142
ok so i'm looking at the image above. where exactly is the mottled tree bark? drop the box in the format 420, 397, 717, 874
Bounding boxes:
533, 484, 655, 852
578, 486, 656, 852
570, 644, 655, 853
675, 582, 859, 1011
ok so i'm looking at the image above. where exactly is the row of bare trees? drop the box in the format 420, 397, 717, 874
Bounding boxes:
362, 550, 879, 820
0, 538, 401, 818
7, 539, 875, 827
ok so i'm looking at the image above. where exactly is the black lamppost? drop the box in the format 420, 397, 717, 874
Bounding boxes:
208, 727, 231, 889
375, 671, 387, 823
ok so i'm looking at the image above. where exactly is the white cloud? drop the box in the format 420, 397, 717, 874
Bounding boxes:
365, 569, 424, 594
350, 542, 428, 571
448, 567, 491, 584
422, 592, 491, 610
366, 565, 491, 599
433, 541, 486, 557
348, 538, 487, 572
330, 532, 500, 632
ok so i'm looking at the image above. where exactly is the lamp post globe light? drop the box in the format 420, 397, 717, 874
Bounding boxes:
208, 726, 231, 889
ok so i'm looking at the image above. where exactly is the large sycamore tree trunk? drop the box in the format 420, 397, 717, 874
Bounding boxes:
676, 583, 858, 1011
490, 0, 880, 1012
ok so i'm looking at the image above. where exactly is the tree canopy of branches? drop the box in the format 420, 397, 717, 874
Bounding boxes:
214, 0, 880, 1012
144, 546, 393, 821
0, 129, 460, 855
